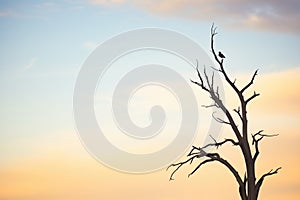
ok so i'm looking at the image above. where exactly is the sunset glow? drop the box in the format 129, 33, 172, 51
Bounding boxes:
1, 1, 299, 199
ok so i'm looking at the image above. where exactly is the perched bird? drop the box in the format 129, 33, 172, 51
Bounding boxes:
218, 51, 226, 59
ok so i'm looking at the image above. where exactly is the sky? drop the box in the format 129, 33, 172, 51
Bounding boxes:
0, 0, 300, 199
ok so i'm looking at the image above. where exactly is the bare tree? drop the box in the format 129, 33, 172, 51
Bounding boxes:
167, 24, 281, 200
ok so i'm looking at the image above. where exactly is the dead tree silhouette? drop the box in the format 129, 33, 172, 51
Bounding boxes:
167, 24, 281, 200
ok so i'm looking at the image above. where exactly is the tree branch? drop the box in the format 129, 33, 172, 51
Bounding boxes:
241, 70, 259, 93
187, 152, 245, 198
212, 111, 231, 125
246, 91, 260, 104
210, 24, 240, 97
252, 130, 279, 163
209, 24, 244, 142
210, 135, 239, 149
255, 167, 281, 195
168, 135, 240, 181
190, 60, 209, 92
167, 154, 201, 181
233, 107, 243, 122
201, 103, 220, 108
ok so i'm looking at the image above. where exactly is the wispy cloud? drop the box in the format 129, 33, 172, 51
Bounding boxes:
88, 0, 300, 34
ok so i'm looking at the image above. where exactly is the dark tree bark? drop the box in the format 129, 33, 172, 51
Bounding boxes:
167, 24, 281, 200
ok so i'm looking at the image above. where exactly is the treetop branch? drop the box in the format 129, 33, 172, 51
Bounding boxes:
241, 70, 259, 93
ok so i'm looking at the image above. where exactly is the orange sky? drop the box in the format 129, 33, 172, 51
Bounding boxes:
1, 67, 299, 200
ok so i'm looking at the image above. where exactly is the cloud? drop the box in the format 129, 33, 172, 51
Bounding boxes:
88, 0, 300, 34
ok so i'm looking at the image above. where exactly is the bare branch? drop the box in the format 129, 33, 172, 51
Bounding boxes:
187, 145, 207, 156
252, 130, 279, 162
233, 107, 243, 121
210, 24, 241, 97
169, 134, 240, 181
209, 24, 244, 142
246, 91, 260, 104
233, 78, 237, 84
187, 152, 244, 192
216, 86, 220, 99
252, 130, 263, 163
167, 154, 200, 181
167, 145, 209, 180
190, 79, 209, 92
212, 112, 231, 125
190, 62, 209, 92
256, 167, 281, 194
209, 135, 239, 148
211, 66, 221, 72
201, 103, 219, 109
194, 136, 239, 152
241, 70, 259, 93
191, 61, 241, 141
254, 131, 279, 138
188, 158, 215, 177
211, 23, 218, 37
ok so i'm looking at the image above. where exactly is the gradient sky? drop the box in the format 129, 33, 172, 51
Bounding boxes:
0, 0, 300, 199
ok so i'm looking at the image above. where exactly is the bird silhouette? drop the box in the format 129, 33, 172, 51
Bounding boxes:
218, 51, 225, 59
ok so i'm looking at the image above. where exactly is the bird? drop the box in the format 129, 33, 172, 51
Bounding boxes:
218, 51, 226, 59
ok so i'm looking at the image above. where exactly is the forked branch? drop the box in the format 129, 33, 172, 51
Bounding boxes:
167, 136, 239, 180
190, 60, 209, 92
167, 143, 246, 198
210, 135, 239, 148
246, 91, 260, 104
210, 24, 240, 96
241, 70, 259, 93
252, 130, 279, 163
255, 167, 282, 196
190, 66, 243, 142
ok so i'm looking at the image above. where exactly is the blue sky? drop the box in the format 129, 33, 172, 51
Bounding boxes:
1, 0, 299, 74
1, 0, 300, 163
